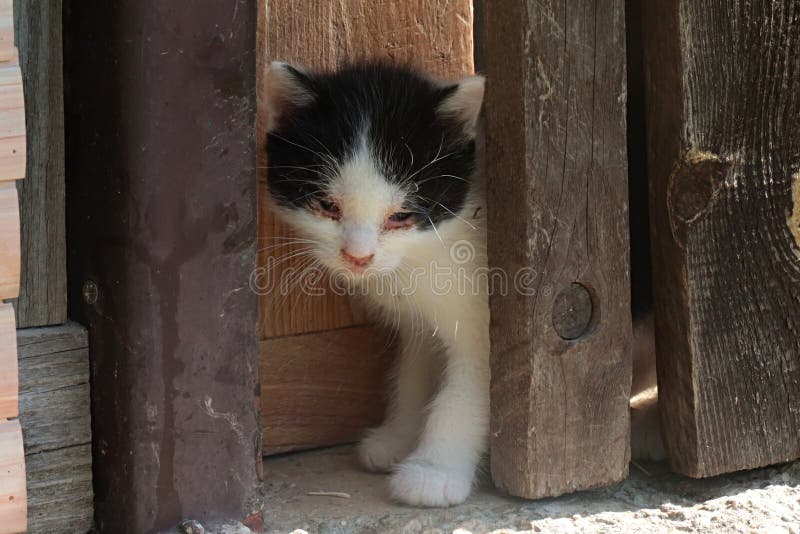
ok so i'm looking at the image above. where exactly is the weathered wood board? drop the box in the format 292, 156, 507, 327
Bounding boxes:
484, 0, 632, 498
0, 304, 17, 419
0, 183, 19, 300
0, 420, 26, 534
261, 326, 392, 455
0, 0, 15, 64
0, 1, 25, 528
258, 0, 474, 453
17, 323, 93, 534
0, 66, 25, 180
12, 0, 67, 328
64, 1, 261, 529
24, 444, 92, 534
641, 0, 800, 477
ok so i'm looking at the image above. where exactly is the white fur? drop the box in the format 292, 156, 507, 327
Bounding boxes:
263, 62, 315, 132
437, 75, 486, 136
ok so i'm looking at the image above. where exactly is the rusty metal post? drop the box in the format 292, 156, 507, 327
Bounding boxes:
64, 2, 261, 531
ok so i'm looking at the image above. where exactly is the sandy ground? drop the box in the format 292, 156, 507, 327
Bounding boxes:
261, 446, 800, 534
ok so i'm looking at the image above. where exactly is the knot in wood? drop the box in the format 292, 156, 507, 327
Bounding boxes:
668, 151, 728, 225
552, 282, 593, 340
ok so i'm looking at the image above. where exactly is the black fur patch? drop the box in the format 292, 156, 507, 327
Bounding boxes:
265, 63, 477, 228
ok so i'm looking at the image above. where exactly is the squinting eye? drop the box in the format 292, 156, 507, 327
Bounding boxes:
385, 211, 416, 230
316, 198, 341, 220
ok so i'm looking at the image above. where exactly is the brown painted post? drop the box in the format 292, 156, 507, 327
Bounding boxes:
641, 1, 800, 477
483, 1, 632, 498
64, 1, 261, 531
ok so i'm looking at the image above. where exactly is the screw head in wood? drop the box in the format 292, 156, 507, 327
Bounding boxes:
552, 282, 593, 340
82, 280, 99, 305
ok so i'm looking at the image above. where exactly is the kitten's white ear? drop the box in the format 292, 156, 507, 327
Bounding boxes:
264, 61, 315, 132
437, 75, 486, 136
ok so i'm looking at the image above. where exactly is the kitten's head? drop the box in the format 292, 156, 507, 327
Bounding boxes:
264, 62, 484, 277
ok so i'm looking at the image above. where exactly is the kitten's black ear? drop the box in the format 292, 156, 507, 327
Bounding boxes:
264, 61, 316, 132
437, 75, 485, 137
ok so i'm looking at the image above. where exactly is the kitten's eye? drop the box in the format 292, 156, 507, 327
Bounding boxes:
385, 211, 415, 230
315, 198, 341, 220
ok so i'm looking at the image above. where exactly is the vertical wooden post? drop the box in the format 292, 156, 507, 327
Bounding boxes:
12, 0, 67, 328
641, 1, 800, 477
64, 1, 261, 531
484, 1, 631, 498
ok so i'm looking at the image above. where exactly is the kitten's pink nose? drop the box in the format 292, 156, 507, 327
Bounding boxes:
340, 249, 374, 268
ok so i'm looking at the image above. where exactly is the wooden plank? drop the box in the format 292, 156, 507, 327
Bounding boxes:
0, 0, 16, 64
12, 0, 66, 327
25, 444, 93, 534
258, 0, 474, 338
641, 0, 800, 477
17, 324, 92, 533
18, 323, 90, 455
0, 135, 24, 180
0, 420, 26, 534
64, 1, 260, 529
261, 326, 393, 455
0, 304, 17, 419
16, 321, 86, 358
0, 182, 19, 300
0, 66, 22, 108
484, 0, 631, 498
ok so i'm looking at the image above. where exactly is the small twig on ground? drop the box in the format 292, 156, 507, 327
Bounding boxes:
630, 460, 653, 477
307, 491, 352, 499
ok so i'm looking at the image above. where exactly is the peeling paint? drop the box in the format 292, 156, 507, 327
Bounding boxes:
203, 396, 246, 443
789, 172, 800, 259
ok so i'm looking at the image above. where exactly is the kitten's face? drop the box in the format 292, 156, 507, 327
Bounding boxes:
264, 62, 484, 278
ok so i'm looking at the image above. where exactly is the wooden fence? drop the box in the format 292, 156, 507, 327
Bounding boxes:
0, 0, 26, 531
58, 0, 800, 530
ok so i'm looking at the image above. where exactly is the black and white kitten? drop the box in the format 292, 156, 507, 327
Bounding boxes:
264, 62, 662, 507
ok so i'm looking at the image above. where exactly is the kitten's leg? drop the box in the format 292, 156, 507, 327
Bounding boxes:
631, 386, 665, 461
358, 326, 442, 473
630, 312, 666, 461
390, 332, 489, 507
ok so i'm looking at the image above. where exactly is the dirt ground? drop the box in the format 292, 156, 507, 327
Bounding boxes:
261, 446, 800, 534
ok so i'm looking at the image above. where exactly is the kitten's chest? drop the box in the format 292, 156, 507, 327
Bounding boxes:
366, 240, 488, 336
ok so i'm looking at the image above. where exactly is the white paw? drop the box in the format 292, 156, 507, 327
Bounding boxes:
630, 398, 667, 462
389, 458, 473, 507
358, 426, 414, 473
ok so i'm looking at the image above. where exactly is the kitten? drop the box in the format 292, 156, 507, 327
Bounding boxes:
264, 62, 663, 507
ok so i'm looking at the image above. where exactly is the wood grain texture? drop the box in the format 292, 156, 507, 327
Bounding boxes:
641, 0, 800, 477
0, 303, 17, 419
0, 182, 19, 300
261, 326, 393, 455
258, 0, 474, 338
17, 323, 92, 533
24, 444, 92, 534
17, 323, 90, 454
12, 0, 66, 328
63, 1, 260, 527
0, 0, 16, 64
484, 0, 631, 498
0, 420, 26, 534
0, 66, 24, 181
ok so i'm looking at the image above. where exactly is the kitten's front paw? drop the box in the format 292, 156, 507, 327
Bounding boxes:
630, 396, 666, 462
358, 426, 414, 473
389, 459, 473, 507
